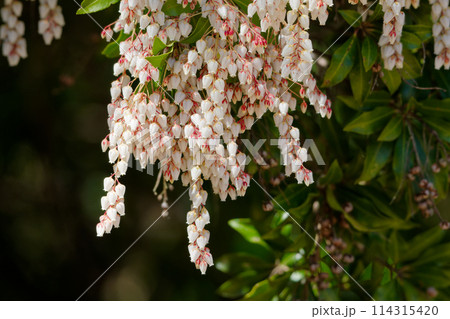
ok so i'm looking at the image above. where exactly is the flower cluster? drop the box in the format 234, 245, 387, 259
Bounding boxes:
379, 0, 406, 70
430, 0, 450, 69
187, 180, 214, 274
97, 177, 126, 236
348, 0, 367, 5
96, 0, 332, 274
0, 0, 64, 66
95, 0, 450, 274
38, 0, 65, 45
1, 0, 26, 66
404, 0, 420, 8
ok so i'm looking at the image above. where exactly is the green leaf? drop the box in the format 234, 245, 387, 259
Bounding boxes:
357, 142, 392, 183
409, 267, 450, 288
399, 279, 426, 301
232, 0, 253, 13
217, 270, 269, 299
162, 0, 196, 16
320, 159, 343, 185
433, 67, 450, 98
216, 253, 273, 275
146, 47, 173, 68
228, 218, 272, 251
350, 49, 371, 102
274, 184, 311, 211
386, 231, 406, 263
280, 252, 304, 267
422, 117, 450, 143
261, 223, 293, 248
340, 188, 415, 232
401, 31, 422, 50
288, 193, 316, 220
344, 107, 394, 135
434, 166, 449, 200
361, 37, 378, 72
344, 203, 414, 232
355, 186, 401, 220
378, 116, 403, 141
323, 35, 358, 87
410, 243, 450, 266
392, 129, 411, 182
369, 4, 384, 22
101, 31, 129, 58
242, 274, 290, 301
76, 0, 119, 15
382, 69, 402, 94
337, 95, 360, 110
399, 49, 422, 80
359, 263, 373, 281
326, 186, 344, 212
417, 98, 450, 121
152, 37, 167, 55
400, 227, 445, 263
181, 17, 210, 44
271, 210, 289, 228
320, 288, 340, 301
338, 10, 363, 27
374, 277, 400, 301
404, 25, 432, 42
382, 266, 396, 285
364, 91, 391, 108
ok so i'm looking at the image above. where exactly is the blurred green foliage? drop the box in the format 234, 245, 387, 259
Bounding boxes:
213, 3, 450, 300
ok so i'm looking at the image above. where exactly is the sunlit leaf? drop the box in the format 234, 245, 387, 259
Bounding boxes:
228, 218, 272, 251
152, 37, 168, 55
101, 31, 129, 58
162, 0, 196, 16
242, 274, 290, 301
217, 270, 269, 299
181, 17, 210, 44
216, 253, 273, 275
146, 47, 173, 68
76, 0, 119, 15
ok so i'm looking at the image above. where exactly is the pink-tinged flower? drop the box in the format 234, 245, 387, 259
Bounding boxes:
96, 0, 338, 274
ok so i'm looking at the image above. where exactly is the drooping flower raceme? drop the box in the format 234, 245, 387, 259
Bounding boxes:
430, 0, 450, 69
96, 0, 332, 274
404, 0, 420, 9
95, 0, 450, 274
0, 0, 64, 66
38, 0, 65, 45
348, 0, 368, 5
1, 0, 27, 66
379, 0, 406, 70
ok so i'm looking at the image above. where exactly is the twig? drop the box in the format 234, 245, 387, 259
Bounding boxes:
402, 79, 446, 92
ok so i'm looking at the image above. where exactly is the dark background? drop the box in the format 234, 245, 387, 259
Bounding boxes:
0, 2, 259, 300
